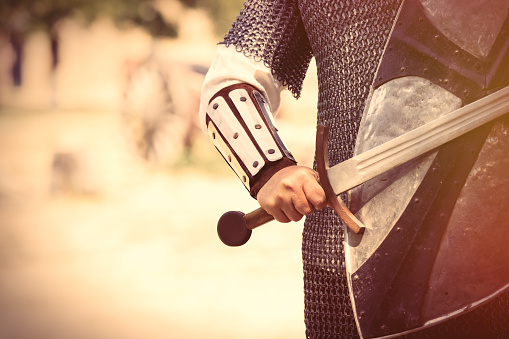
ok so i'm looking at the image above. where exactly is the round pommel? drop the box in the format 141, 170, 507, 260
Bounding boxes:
217, 211, 252, 246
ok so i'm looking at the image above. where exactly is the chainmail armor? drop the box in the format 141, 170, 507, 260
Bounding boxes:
221, 0, 312, 98
221, 0, 509, 337
298, 1, 403, 337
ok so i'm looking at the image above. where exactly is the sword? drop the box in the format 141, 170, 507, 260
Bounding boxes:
217, 86, 509, 246
327, 86, 509, 196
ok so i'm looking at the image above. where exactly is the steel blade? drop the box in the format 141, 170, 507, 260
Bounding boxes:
328, 86, 509, 196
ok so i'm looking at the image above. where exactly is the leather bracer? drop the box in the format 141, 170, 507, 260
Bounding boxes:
205, 83, 296, 197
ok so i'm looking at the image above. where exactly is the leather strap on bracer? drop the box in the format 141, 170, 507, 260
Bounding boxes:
205, 83, 296, 197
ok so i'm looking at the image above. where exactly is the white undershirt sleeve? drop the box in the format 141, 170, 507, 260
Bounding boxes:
199, 45, 285, 133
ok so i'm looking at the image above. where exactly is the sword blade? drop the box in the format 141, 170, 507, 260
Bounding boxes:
328, 86, 509, 196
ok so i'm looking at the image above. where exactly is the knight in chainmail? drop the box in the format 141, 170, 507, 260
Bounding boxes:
199, 0, 509, 337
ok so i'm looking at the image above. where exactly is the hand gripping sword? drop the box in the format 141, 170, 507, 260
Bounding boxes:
217, 86, 509, 246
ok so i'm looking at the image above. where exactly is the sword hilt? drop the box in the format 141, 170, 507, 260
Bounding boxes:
217, 124, 365, 247
217, 208, 274, 246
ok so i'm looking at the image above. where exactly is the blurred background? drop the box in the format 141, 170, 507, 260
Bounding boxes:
0, 0, 318, 338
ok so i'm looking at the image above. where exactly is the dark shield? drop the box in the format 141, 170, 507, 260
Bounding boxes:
345, 0, 509, 337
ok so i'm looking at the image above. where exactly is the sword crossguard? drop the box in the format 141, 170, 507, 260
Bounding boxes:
316, 125, 365, 234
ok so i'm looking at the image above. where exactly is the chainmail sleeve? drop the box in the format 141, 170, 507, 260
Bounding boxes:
220, 0, 313, 98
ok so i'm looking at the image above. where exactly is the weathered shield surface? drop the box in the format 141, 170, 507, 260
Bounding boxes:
345, 0, 509, 337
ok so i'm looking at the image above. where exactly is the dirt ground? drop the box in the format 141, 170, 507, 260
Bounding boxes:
0, 106, 317, 339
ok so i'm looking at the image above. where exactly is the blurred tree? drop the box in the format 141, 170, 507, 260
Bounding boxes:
0, 0, 178, 86
0, 0, 178, 37
0, 0, 245, 86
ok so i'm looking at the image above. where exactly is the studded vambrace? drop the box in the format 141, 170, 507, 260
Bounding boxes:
205, 83, 296, 197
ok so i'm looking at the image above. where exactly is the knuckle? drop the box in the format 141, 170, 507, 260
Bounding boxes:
304, 185, 327, 210
284, 205, 304, 222
276, 216, 291, 223
314, 195, 328, 210
295, 201, 313, 215
290, 214, 303, 222
269, 209, 290, 223
280, 178, 295, 191
274, 192, 289, 205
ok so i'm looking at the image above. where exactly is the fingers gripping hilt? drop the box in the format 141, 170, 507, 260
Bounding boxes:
217, 208, 274, 246
217, 125, 365, 247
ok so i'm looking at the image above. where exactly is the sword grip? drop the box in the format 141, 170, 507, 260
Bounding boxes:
244, 207, 275, 229
217, 208, 274, 246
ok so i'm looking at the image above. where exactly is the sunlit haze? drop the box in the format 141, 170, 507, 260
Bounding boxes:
0, 0, 319, 338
